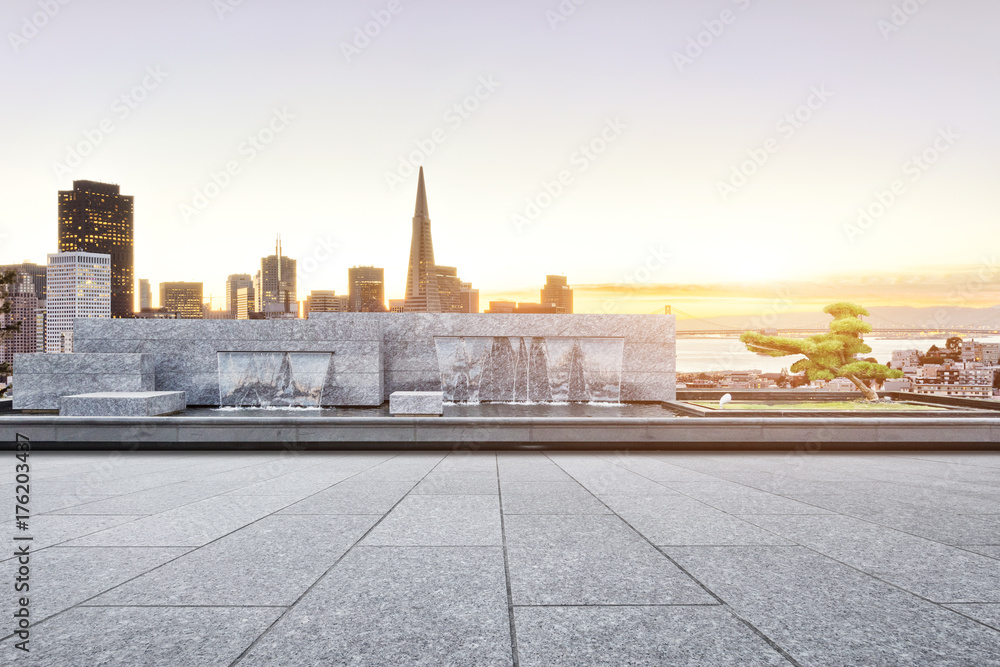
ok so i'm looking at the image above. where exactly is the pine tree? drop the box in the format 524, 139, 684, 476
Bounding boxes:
740, 302, 902, 401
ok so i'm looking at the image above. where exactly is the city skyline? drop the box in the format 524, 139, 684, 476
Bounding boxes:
4, 170, 999, 319
2, 1, 998, 317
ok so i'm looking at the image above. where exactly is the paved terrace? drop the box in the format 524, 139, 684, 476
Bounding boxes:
3, 450, 1000, 666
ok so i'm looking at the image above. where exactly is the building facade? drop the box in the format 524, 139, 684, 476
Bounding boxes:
460, 282, 479, 314
45, 251, 111, 353
306, 290, 350, 317
541, 275, 573, 314
159, 282, 204, 319
225, 274, 254, 319
0, 262, 46, 301
138, 278, 152, 311
348, 267, 386, 312
57, 180, 134, 318
0, 284, 38, 365
255, 238, 296, 317
435, 266, 464, 313
0, 263, 46, 361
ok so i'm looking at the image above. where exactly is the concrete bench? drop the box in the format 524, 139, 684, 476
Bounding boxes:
60, 392, 187, 417
389, 391, 444, 416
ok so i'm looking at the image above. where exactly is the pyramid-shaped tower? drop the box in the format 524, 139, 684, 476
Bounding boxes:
404, 167, 442, 312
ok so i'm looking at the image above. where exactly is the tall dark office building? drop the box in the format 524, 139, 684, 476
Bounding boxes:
348, 267, 386, 312
58, 180, 134, 318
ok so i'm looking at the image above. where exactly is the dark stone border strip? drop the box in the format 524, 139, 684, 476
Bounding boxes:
1, 415, 997, 450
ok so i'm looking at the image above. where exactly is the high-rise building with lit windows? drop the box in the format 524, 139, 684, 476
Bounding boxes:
57, 180, 134, 318
255, 237, 297, 317
45, 251, 111, 353
348, 267, 386, 312
159, 282, 204, 319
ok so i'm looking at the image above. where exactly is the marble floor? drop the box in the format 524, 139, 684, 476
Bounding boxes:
2, 450, 1000, 666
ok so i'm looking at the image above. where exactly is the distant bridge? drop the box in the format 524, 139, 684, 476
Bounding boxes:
677, 328, 1000, 338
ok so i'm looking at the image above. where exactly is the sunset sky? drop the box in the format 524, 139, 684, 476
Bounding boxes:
1, 0, 997, 316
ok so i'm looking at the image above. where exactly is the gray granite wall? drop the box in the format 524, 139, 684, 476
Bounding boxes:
72, 319, 383, 407
364, 313, 675, 403
68, 314, 674, 407
12, 353, 154, 411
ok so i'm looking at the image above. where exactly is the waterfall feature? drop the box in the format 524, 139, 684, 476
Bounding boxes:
218, 352, 334, 407
435, 337, 625, 403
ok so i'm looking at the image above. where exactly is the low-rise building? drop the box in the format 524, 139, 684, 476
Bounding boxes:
910, 383, 993, 399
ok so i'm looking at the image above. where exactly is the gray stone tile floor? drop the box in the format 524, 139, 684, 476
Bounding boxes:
2, 450, 1000, 666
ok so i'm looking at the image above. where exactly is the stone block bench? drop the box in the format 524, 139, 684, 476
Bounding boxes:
389, 391, 444, 416
13, 353, 155, 411
60, 392, 187, 417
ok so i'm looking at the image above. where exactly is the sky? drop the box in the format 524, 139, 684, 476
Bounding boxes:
1, 0, 997, 316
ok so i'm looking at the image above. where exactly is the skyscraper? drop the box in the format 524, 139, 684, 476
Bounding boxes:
255, 237, 296, 317
349, 266, 386, 312
225, 274, 254, 319
58, 180, 134, 318
0, 281, 38, 365
541, 275, 573, 314
45, 251, 111, 353
138, 278, 152, 311
404, 167, 441, 312
0, 262, 46, 301
159, 282, 204, 319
